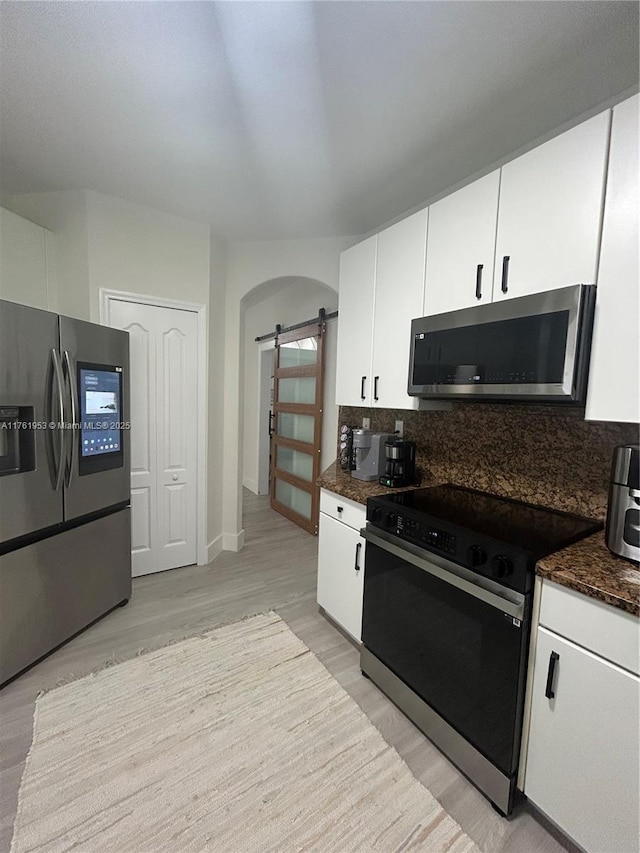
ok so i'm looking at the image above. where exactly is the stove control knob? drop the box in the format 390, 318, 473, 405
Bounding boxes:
466, 545, 487, 567
491, 555, 513, 578
371, 506, 382, 523
385, 513, 397, 529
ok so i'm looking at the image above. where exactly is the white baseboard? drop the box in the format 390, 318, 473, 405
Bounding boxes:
223, 529, 246, 552
206, 535, 224, 564
242, 477, 259, 495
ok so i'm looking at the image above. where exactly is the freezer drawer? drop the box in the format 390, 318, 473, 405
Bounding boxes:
0, 508, 132, 685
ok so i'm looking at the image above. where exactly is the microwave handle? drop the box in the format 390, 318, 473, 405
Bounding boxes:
63, 351, 79, 488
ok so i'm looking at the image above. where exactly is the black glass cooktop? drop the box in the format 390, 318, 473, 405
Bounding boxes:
373, 483, 602, 556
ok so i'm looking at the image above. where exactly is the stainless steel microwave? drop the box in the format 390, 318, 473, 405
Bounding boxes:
408, 284, 596, 403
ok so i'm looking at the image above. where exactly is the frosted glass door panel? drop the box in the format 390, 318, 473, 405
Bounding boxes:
276, 447, 313, 482
278, 377, 316, 404
279, 337, 318, 368
275, 481, 312, 519
277, 413, 315, 443
270, 317, 325, 534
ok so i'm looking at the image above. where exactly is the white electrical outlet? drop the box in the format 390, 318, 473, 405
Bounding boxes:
395, 420, 404, 437
362, 417, 370, 429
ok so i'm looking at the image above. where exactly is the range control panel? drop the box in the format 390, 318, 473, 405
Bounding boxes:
367, 498, 531, 594
396, 515, 456, 555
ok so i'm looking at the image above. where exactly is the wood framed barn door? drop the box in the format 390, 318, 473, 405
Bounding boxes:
270, 312, 326, 534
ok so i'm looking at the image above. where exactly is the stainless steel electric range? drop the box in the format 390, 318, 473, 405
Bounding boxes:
360, 483, 602, 815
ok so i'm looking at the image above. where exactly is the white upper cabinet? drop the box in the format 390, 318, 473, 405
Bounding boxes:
493, 111, 610, 301
371, 208, 427, 409
335, 107, 631, 412
335, 235, 377, 406
336, 210, 427, 410
423, 171, 500, 316
585, 94, 639, 424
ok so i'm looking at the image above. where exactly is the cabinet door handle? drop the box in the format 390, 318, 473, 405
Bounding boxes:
337, 506, 343, 514
374, 376, 379, 401
501, 255, 510, 294
360, 376, 366, 400
354, 541, 362, 571
544, 651, 560, 699
475, 264, 483, 299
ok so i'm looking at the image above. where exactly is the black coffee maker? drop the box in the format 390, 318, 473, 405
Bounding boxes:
378, 438, 416, 488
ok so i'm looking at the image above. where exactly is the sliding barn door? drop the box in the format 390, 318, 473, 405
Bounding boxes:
270, 318, 325, 534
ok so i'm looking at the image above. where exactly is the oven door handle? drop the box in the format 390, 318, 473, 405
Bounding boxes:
361, 527, 526, 621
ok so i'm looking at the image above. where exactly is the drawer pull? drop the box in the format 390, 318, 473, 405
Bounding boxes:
501, 255, 510, 293
354, 541, 362, 572
337, 506, 343, 514
545, 651, 560, 699
475, 263, 483, 299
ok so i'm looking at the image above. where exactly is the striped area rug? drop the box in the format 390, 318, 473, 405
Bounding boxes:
11, 613, 480, 853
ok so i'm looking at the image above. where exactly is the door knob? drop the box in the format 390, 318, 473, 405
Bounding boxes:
172, 474, 178, 481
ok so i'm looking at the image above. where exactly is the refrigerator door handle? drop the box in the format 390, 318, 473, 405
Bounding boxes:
50, 349, 66, 491
63, 350, 79, 488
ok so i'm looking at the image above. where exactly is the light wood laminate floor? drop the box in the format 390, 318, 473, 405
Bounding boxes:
0, 491, 576, 853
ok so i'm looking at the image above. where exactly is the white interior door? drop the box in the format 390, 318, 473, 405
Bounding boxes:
108, 300, 198, 576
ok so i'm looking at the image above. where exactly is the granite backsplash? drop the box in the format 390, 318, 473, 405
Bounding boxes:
339, 404, 639, 521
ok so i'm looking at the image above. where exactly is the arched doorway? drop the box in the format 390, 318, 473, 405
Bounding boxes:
241, 276, 338, 533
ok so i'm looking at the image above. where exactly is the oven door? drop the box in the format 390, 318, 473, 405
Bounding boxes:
361, 527, 530, 779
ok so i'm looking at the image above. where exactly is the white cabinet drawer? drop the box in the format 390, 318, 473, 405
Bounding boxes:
320, 489, 366, 532
540, 580, 640, 675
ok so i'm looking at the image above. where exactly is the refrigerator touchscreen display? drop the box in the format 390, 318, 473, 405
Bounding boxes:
78, 363, 124, 474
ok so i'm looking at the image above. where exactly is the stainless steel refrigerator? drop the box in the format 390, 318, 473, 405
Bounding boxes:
0, 298, 132, 685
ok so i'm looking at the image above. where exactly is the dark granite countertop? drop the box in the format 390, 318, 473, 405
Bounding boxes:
318, 461, 640, 618
317, 461, 431, 504
536, 532, 639, 617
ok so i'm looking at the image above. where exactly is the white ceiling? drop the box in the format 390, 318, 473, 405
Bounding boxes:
0, 2, 637, 240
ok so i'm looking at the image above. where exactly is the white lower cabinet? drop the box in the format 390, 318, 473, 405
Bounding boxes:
525, 585, 640, 853
317, 491, 366, 642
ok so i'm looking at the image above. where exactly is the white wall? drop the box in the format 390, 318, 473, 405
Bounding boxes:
222, 237, 352, 549
3, 190, 351, 555
1, 192, 89, 318
2, 190, 225, 557
85, 191, 211, 321
4, 190, 214, 321
206, 236, 227, 560
0, 206, 51, 310
242, 277, 338, 494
